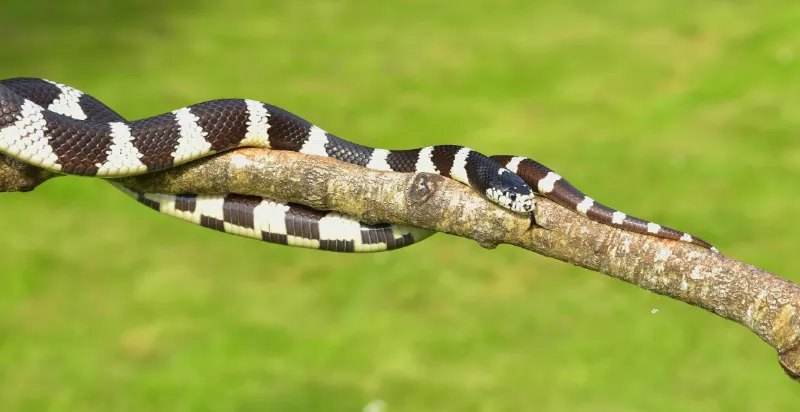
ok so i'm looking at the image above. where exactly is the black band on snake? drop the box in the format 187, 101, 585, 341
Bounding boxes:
0, 77, 718, 253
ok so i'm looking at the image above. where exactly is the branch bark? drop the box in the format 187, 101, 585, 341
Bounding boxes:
2, 150, 799, 382
0, 153, 58, 192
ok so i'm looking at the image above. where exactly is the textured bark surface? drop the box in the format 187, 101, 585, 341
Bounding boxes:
2, 150, 799, 382
0, 153, 58, 192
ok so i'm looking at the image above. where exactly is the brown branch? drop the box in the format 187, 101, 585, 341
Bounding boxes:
2, 150, 799, 382
0, 153, 59, 192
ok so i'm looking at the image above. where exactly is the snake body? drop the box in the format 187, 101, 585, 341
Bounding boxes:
0, 78, 717, 253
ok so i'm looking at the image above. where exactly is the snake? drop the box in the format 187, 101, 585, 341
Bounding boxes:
0, 77, 718, 253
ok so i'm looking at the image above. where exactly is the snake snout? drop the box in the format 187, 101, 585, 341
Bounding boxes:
489, 170, 535, 214
504, 190, 534, 213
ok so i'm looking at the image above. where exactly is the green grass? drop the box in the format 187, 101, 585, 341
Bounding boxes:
2, 0, 800, 410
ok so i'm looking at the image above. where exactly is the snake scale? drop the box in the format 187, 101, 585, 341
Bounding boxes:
0, 78, 717, 253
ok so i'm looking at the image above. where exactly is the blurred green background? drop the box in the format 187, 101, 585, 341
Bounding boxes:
1, 0, 799, 410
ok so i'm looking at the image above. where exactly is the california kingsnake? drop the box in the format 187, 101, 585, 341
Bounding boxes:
0, 77, 718, 253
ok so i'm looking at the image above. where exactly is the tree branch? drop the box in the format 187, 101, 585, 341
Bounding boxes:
0, 153, 59, 192
2, 150, 799, 381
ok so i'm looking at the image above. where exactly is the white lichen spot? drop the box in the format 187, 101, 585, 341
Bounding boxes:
654, 248, 672, 262
690, 266, 706, 280
229, 153, 250, 168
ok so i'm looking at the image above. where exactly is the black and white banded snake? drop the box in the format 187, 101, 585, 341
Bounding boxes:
0, 78, 717, 253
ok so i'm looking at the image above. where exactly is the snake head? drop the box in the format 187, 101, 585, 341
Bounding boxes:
486, 169, 535, 214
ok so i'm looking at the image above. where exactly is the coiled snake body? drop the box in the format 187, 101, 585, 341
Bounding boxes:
0, 78, 717, 253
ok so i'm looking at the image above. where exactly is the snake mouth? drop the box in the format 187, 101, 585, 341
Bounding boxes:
512, 194, 535, 213
486, 188, 535, 214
